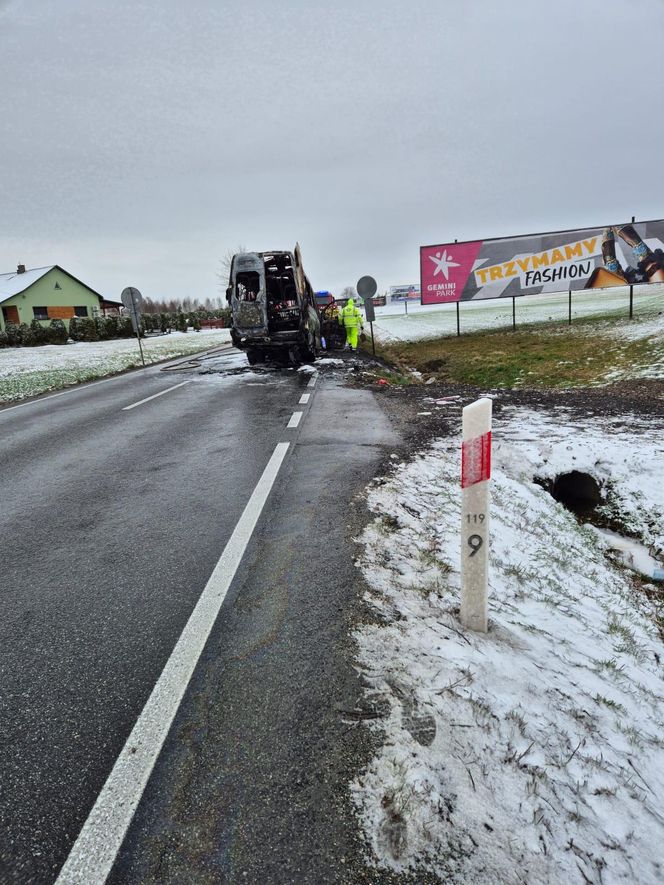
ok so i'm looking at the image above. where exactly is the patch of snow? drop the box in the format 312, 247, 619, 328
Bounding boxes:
0, 329, 231, 402
353, 407, 664, 884
588, 526, 663, 580
372, 286, 664, 345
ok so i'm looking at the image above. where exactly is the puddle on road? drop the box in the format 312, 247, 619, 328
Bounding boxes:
159, 347, 371, 390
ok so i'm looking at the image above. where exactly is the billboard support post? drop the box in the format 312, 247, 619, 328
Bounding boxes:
405, 299, 408, 315
568, 289, 572, 326
512, 296, 516, 332
630, 216, 636, 319
456, 302, 460, 337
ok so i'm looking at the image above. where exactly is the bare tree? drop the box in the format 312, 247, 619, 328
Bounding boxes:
218, 244, 248, 291
340, 286, 357, 301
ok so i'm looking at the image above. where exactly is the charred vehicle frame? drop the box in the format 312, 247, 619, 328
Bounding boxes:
227, 245, 321, 365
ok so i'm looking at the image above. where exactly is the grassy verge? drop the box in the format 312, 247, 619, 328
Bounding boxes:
373, 312, 664, 389
0, 334, 230, 404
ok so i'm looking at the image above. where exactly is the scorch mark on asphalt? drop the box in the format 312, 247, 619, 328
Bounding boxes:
121, 380, 193, 411
55, 442, 291, 885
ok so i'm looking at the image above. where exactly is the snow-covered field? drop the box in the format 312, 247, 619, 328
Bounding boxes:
373, 285, 664, 342
353, 406, 664, 884
0, 329, 231, 403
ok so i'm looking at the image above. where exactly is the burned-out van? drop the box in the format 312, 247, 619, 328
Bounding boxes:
227, 245, 321, 364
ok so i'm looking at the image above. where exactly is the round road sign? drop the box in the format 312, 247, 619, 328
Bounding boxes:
121, 287, 143, 310
356, 276, 377, 298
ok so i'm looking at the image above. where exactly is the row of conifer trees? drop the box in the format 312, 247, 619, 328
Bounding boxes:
0, 308, 231, 347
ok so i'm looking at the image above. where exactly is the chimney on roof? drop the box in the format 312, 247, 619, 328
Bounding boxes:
17, 263, 26, 274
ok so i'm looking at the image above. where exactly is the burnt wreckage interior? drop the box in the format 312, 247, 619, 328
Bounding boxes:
235, 253, 300, 333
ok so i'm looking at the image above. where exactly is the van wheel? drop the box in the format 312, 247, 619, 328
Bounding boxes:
301, 332, 317, 364
246, 348, 264, 365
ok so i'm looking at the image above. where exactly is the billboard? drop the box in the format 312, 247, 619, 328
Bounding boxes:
390, 284, 421, 301
420, 220, 664, 305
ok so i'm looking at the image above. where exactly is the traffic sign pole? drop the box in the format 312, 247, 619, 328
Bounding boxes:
121, 287, 146, 368
131, 290, 146, 367
356, 275, 377, 357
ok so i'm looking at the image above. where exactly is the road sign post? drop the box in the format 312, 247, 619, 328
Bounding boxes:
121, 287, 146, 367
356, 275, 377, 356
460, 398, 492, 632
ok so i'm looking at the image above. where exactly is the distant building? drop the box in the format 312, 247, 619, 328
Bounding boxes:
0, 265, 122, 330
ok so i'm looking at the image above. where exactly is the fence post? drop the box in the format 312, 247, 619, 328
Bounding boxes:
456, 301, 460, 337
512, 296, 516, 331
460, 398, 492, 633
568, 289, 572, 325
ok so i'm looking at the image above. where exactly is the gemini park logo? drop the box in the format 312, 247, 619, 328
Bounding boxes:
429, 249, 460, 279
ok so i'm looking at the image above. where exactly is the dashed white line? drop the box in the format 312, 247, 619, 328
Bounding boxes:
298, 393, 310, 405
287, 411, 303, 429
55, 441, 291, 885
307, 373, 318, 388
122, 380, 193, 411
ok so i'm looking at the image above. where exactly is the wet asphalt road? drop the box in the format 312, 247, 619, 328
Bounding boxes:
0, 347, 398, 884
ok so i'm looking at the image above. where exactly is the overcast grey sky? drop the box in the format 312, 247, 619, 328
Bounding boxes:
2, 0, 664, 300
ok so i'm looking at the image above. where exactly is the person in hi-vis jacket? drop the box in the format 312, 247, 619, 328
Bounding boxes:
339, 297, 364, 351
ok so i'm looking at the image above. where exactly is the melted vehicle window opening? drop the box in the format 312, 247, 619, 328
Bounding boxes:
264, 255, 299, 331
236, 271, 260, 302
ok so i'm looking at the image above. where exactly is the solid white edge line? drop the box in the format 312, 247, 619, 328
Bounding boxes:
298, 393, 310, 404
121, 380, 193, 411
55, 441, 291, 885
0, 372, 141, 416
287, 411, 303, 428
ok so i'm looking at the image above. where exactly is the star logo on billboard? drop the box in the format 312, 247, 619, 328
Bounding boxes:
429, 249, 460, 279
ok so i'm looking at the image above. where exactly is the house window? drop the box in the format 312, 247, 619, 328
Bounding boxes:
33, 306, 49, 320
74, 306, 88, 317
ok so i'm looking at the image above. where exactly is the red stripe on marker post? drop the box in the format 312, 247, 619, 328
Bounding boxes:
461, 430, 491, 488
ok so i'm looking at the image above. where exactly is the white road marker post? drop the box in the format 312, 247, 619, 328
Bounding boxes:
460, 398, 492, 632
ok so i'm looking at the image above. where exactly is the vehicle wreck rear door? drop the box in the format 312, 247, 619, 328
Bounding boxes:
231, 254, 269, 336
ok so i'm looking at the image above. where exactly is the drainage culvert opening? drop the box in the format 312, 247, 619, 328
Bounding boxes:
535, 471, 664, 582
546, 470, 602, 517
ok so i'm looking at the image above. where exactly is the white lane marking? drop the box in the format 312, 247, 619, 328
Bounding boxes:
307, 373, 318, 388
0, 372, 141, 416
287, 411, 303, 429
299, 393, 310, 405
121, 380, 193, 411
55, 441, 291, 885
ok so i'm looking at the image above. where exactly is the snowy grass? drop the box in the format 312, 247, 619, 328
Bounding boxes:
353, 408, 664, 884
375, 307, 664, 388
373, 285, 664, 343
0, 329, 231, 403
